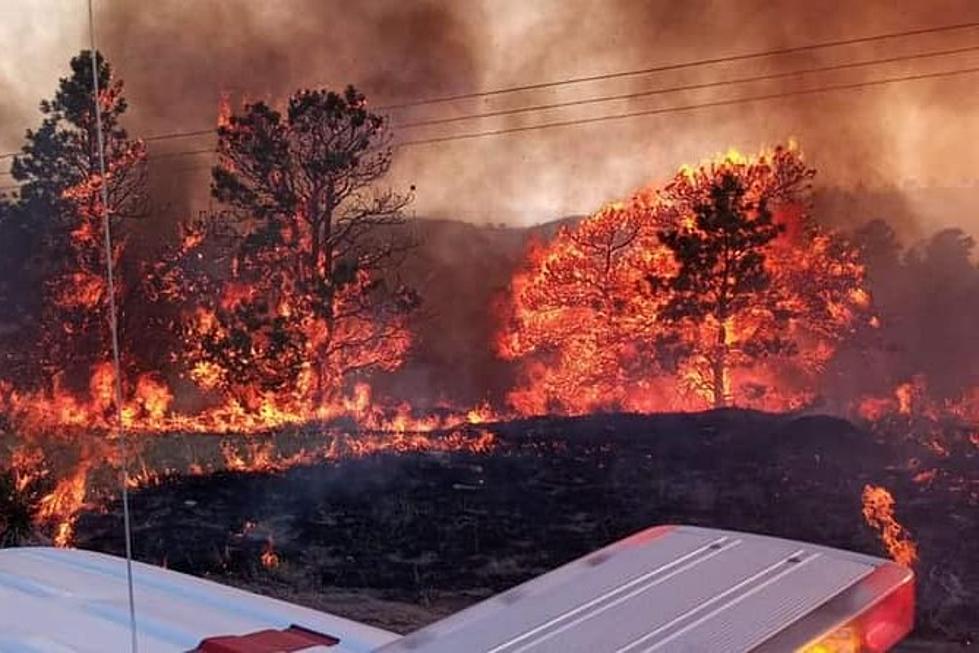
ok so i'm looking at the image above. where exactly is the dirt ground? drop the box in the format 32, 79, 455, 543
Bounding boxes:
75, 410, 977, 649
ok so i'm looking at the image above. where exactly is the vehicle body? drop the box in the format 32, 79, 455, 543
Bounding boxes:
0, 525, 913, 652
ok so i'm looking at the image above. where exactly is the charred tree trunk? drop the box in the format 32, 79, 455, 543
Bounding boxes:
712, 320, 729, 409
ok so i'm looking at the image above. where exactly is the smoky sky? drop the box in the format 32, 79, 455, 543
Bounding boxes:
2, 0, 978, 237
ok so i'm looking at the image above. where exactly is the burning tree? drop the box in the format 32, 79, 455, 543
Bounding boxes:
498, 203, 674, 414
6, 50, 146, 390
652, 146, 866, 407
500, 144, 868, 413
186, 86, 417, 409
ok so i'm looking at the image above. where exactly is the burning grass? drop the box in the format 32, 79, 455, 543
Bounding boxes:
0, 418, 496, 548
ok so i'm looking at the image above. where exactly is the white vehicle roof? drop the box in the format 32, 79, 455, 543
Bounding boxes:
0, 546, 398, 653
0, 525, 913, 652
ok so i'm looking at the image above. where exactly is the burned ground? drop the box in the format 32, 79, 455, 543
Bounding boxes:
75, 410, 976, 649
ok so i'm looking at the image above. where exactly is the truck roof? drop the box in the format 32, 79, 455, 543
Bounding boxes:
377, 525, 913, 652
0, 546, 399, 653
0, 525, 913, 652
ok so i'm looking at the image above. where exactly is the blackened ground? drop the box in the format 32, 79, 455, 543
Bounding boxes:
75, 410, 977, 649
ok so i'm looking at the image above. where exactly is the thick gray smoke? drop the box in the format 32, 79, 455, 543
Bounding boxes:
1, 0, 977, 408
86, 0, 486, 219
423, 0, 979, 237
1, 0, 977, 237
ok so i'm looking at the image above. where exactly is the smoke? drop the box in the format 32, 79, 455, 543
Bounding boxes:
82, 0, 485, 218
2, 0, 977, 234
1, 0, 977, 414
0, 0, 87, 155
406, 0, 979, 235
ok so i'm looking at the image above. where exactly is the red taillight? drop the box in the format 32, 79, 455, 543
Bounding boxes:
859, 579, 915, 652
797, 569, 915, 652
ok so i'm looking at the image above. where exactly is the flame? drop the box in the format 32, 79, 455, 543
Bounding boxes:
217, 90, 232, 129
861, 484, 918, 567
895, 382, 914, 416
38, 462, 90, 548
854, 375, 978, 432
260, 536, 280, 569
498, 144, 866, 414
0, 350, 498, 546
465, 402, 496, 425
4, 136, 973, 550
56, 272, 105, 310
10, 447, 48, 493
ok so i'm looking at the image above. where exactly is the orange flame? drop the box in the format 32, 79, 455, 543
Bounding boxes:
38, 461, 90, 548
260, 536, 280, 569
217, 90, 232, 129
861, 484, 918, 567
498, 144, 866, 414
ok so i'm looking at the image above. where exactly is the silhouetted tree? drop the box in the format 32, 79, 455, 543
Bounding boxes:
7, 50, 146, 388
190, 86, 417, 403
902, 229, 979, 397
0, 465, 49, 547
657, 174, 788, 406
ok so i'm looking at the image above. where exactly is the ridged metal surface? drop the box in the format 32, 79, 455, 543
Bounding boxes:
379, 526, 881, 653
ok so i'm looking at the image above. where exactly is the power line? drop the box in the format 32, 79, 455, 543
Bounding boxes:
5, 43, 978, 175
2, 61, 977, 187
0, 146, 216, 177
144, 128, 213, 142
115, 64, 979, 152
397, 43, 979, 130
152, 147, 215, 160
396, 64, 979, 147
0, 128, 215, 161
3, 19, 979, 162
0, 140, 217, 174
377, 20, 979, 110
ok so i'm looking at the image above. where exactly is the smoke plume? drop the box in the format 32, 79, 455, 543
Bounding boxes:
1, 0, 977, 236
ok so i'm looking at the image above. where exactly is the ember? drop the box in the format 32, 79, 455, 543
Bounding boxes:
260, 537, 279, 570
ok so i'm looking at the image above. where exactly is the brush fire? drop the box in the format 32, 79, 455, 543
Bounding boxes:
0, 49, 977, 649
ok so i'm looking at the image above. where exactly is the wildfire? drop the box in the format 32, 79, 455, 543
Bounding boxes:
0, 350, 499, 546
861, 484, 918, 567
38, 461, 90, 548
4, 127, 973, 555
217, 90, 233, 130
260, 536, 280, 569
498, 143, 867, 414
